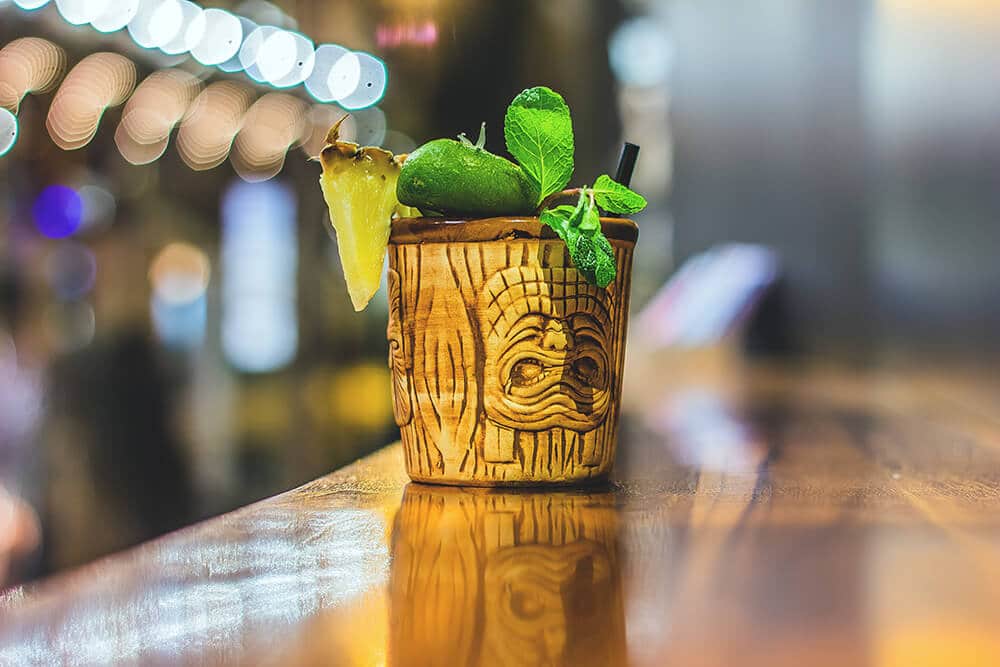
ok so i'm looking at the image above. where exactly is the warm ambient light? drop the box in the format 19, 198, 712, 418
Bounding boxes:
149, 242, 211, 348
175, 81, 254, 171
0, 37, 66, 112
231, 92, 307, 182
149, 242, 211, 304
115, 69, 201, 164
45, 52, 135, 150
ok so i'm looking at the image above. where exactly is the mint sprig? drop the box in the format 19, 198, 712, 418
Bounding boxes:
539, 190, 618, 288
504, 87, 574, 206
501, 86, 646, 287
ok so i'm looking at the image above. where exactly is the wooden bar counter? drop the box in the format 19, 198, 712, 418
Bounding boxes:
2, 357, 1000, 666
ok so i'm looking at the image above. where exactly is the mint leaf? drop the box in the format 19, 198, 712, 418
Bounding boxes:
571, 232, 617, 288
578, 203, 600, 235
540, 194, 617, 288
539, 205, 576, 240
593, 174, 647, 214
504, 87, 574, 205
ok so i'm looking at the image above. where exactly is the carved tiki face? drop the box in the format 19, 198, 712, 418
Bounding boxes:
480, 266, 613, 433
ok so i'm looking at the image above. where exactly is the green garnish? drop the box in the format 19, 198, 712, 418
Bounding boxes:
539, 191, 617, 288
592, 174, 647, 214
396, 85, 647, 287
503, 86, 574, 206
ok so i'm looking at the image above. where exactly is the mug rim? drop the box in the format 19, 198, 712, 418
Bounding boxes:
389, 216, 638, 245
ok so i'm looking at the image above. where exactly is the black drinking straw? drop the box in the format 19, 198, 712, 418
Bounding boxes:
614, 142, 640, 188
607, 142, 640, 217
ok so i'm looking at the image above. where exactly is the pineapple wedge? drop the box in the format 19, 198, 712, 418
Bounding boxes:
319, 117, 406, 311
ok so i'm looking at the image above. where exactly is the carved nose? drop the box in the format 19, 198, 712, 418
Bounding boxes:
541, 320, 573, 352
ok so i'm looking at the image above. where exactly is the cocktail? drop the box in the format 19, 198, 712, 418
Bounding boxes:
318, 87, 645, 486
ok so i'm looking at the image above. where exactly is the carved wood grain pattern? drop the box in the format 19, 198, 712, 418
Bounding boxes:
387, 236, 634, 485
389, 486, 626, 667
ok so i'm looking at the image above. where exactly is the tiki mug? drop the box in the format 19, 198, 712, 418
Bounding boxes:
389, 484, 625, 667
387, 217, 637, 486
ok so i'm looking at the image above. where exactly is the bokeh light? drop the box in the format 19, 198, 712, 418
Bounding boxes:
149, 242, 211, 304
238, 24, 279, 82
0, 108, 17, 157
176, 81, 254, 171
33, 185, 83, 239
0, 37, 67, 113
304, 44, 349, 102
115, 69, 201, 165
12, 0, 50, 9
335, 53, 386, 110
54, 0, 110, 26
7, 0, 388, 102
46, 52, 135, 150
159, 0, 203, 56
90, 0, 139, 33
231, 92, 307, 181
221, 179, 298, 373
299, 103, 343, 157
78, 183, 116, 229
149, 242, 211, 349
349, 105, 387, 146
257, 30, 314, 88
608, 17, 673, 88
45, 242, 97, 300
297, 104, 386, 157
375, 20, 438, 49
326, 50, 361, 101
127, 0, 180, 49
188, 8, 243, 66
217, 16, 257, 72
235, 0, 290, 29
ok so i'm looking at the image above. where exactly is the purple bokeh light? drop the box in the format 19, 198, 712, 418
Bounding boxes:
33, 185, 83, 239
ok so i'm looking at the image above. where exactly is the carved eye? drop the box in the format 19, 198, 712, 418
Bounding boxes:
510, 359, 544, 387
572, 357, 599, 386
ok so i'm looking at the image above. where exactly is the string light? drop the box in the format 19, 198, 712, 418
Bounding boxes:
175, 80, 254, 170
0, 11, 390, 176
5, 0, 388, 108
115, 69, 201, 164
90, 0, 138, 33
188, 8, 242, 66
231, 92, 307, 182
0, 108, 18, 156
0, 37, 67, 112
45, 52, 135, 150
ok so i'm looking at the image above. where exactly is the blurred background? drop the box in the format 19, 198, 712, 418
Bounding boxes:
1, 0, 998, 583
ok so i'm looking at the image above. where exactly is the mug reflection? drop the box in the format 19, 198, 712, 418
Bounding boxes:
390, 484, 625, 667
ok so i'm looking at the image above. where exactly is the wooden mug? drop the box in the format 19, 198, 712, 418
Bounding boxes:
386, 217, 637, 486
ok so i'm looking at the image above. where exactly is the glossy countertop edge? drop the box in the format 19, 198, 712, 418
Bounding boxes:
0, 444, 410, 611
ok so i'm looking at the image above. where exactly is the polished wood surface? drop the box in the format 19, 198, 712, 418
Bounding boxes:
3, 358, 1000, 665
